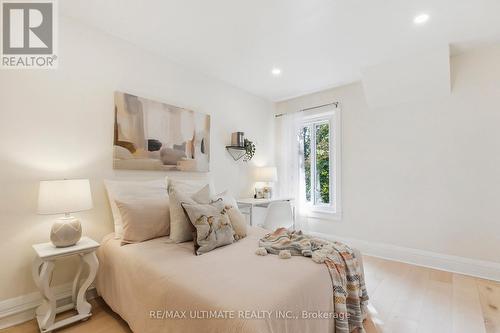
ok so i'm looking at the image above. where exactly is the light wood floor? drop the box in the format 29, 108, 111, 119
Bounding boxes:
3, 256, 499, 333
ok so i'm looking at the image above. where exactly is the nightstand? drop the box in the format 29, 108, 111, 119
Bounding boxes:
32, 237, 100, 333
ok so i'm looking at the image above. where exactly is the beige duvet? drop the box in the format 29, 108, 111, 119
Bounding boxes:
97, 226, 363, 333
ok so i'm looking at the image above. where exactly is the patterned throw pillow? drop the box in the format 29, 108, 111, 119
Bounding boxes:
181, 203, 235, 255
225, 206, 247, 240
211, 191, 247, 240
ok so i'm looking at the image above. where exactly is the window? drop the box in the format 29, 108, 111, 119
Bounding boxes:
299, 108, 341, 217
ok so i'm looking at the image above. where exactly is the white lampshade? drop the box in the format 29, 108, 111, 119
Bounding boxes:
38, 179, 93, 215
254, 167, 278, 182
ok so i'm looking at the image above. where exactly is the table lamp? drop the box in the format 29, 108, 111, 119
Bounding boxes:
38, 179, 93, 247
254, 167, 277, 199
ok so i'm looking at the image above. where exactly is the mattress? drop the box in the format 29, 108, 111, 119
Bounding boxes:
96, 226, 363, 333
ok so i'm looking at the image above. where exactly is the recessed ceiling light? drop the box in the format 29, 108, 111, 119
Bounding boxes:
414, 13, 430, 24
271, 68, 282, 76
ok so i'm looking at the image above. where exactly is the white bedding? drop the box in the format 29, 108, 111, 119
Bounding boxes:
96, 227, 364, 333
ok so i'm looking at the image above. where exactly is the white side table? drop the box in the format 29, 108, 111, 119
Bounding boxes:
32, 237, 100, 333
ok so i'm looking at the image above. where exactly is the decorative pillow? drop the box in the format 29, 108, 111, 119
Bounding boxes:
211, 191, 247, 240
211, 190, 238, 208
115, 198, 170, 244
226, 206, 247, 240
168, 190, 196, 243
166, 177, 212, 195
168, 186, 213, 243
104, 179, 168, 239
166, 177, 212, 243
191, 184, 212, 204
181, 203, 235, 255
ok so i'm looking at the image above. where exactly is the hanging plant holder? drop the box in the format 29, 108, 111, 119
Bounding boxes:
226, 130, 256, 162
225, 146, 246, 161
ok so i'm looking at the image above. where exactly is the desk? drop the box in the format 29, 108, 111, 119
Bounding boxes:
236, 197, 294, 226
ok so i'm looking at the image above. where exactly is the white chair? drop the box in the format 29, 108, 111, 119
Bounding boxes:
262, 201, 294, 230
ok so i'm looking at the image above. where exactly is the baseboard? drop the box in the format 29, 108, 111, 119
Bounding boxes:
0, 283, 97, 330
309, 231, 500, 282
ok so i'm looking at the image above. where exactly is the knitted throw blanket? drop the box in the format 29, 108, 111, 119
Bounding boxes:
258, 228, 369, 333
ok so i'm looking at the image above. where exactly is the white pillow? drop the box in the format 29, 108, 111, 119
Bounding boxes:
226, 206, 247, 240
169, 185, 212, 243
211, 191, 246, 240
191, 184, 212, 204
166, 176, 213, 195
116, 197, 170, 244
211, 190, 238, 208
104, 179, 168, 239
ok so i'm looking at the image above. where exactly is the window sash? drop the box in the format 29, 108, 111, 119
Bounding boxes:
302, 116, 334, 212
302, 119, 333, 208
314, 121, 330, 206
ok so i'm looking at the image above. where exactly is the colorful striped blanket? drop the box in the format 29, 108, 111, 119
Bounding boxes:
258, 228, 369, 333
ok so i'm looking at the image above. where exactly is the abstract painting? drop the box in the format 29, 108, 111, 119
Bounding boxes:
113, 92, 210, 172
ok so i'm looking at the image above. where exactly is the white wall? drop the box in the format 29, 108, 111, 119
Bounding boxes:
0, 18, 275, 301
361, 45, 451, 108
277, 45, 500, 265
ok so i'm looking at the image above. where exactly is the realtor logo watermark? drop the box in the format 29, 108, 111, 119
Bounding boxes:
1, 0, 57, 68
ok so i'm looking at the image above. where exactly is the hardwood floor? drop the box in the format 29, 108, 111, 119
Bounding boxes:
1, 298, 132, 333
362, 256, 500, 333
3, 256, 499, 333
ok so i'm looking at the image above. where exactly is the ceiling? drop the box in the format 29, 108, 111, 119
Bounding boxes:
60, 0, 500, 101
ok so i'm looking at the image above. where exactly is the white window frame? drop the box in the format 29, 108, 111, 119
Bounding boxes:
300, 107, 342, 220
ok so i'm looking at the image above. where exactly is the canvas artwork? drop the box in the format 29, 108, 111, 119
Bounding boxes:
113, 92, 210, 172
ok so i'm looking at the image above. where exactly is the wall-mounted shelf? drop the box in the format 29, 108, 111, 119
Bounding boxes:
225, 146, 246, 161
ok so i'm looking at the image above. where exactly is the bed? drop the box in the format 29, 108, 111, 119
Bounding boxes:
96, 226, 365, 333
